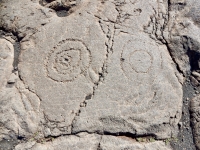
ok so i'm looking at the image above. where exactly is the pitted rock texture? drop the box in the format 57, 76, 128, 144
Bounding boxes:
1, 0, 198, 149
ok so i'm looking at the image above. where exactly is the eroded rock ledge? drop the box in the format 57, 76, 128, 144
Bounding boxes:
15, 132, 172, 150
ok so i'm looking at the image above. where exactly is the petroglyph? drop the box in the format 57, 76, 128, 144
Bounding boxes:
0, 0, 188, 149
128, 50, 152, 73
72, 34, 182, 139
121, 40, 156, 75
46, 39, 90, 82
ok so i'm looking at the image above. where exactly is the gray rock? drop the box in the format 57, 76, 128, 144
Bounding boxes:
0, 39, 40, 140
15, 133, 101, 150
100, 135, 172, 150
190, 94, 200, 149
15, 133, 172, 150
72, 33, 182, 139
0, 81, 41, 140
165, 0, 200, 74
192, 71, 200, 78
0, 39, 14, 88
0, 0, 185, 148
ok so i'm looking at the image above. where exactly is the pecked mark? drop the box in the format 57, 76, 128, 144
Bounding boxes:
45, 39, 91, 82
44, 39, 91, 82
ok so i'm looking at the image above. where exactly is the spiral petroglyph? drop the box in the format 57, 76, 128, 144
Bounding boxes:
46, 40, 90, 82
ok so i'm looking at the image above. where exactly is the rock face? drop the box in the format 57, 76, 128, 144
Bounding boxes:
191, 95, 200, 149
15, 133, 172, 150
0, 39, 14, 88
166, 0, 200, 75
1, 0, 199, 149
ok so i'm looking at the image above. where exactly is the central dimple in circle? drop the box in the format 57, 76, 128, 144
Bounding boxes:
54, 49, 81, 74
58, 55, 71, 67
46, 40, 90, 82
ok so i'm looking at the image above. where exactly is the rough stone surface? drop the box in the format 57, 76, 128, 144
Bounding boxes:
15, 133, 101, 150
0, 39, 14, 88
191, 94, 200, 149
14, 133, 172, 150
72, 34, 182, 139
0, 38, 39, 140
100, 135, 172, 150
165, 0, 200, 75
1, 0, 200, 149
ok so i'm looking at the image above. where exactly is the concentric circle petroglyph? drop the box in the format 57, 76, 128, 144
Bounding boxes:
46, 39, 90, 82
121, 49, 153, 74
129, 50, 152, 73
120, 39, 160, 78
120, 40, 164, 113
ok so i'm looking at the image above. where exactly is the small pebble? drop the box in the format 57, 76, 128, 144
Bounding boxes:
80, 103, 85, 107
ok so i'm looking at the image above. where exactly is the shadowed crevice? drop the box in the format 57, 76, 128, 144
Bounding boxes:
0, 27, 22, 70
39, 0, 76, 17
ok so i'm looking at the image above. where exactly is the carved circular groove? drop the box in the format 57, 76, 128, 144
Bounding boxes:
129, 50, 152, 73
46, 40, 90, 82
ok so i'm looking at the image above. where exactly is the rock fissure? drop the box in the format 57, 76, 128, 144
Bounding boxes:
144, 0, 184, 76
25, 131, 160, 143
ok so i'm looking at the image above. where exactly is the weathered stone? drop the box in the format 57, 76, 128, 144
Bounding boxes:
100, 135, 172, 150
190, 94, 200, 149
0, 0, 186, 148
0, 37, 41, 141
166, 0, 200, 75
192, 71, 200, 78
0, 81, 41, 140
190, 76, 199, 87
72, 33, 182, 139
15, 133, 172, 150
15, 133, 101, 150
0, 39, 14, 88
